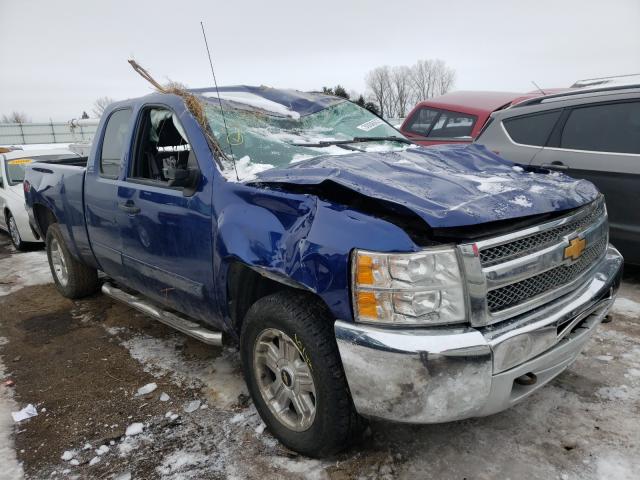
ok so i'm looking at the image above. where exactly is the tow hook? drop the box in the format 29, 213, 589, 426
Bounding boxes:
514, 372, 537, 386
602, 315, 612, 324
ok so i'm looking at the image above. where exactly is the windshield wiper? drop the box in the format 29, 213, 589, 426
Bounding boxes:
291, 136, 414, 147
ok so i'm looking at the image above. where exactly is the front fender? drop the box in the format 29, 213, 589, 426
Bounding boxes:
213, 181, 419, 324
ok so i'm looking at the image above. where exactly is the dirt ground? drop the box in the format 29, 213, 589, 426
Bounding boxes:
0, 232, 639, 480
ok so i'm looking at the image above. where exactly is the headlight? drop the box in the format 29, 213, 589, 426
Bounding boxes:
352, 248, 466, 326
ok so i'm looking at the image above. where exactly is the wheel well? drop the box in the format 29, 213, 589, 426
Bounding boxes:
227, 262, 318, 336
32, 204, 57, 238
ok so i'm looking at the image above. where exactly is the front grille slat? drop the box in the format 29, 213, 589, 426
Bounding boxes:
486, 237, 607, 313
480, 202, 605, 267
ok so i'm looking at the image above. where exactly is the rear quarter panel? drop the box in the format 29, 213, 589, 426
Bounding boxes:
26, 163, 97, 267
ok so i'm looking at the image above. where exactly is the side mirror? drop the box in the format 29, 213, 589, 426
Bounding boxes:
165, 166, 200, 193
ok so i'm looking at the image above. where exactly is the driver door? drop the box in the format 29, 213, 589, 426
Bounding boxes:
118, 106, 214, 321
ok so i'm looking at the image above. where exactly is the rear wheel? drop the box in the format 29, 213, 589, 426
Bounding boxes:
240, 291, 364, 457
7, 212, 27, 251
46, 223, 99, 298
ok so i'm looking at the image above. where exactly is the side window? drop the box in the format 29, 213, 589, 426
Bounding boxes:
405, 107, 439, 136
130, 107, 196, 185
100, 109, 132, 178
560, 101, 640, 154
427, 111, 476, 139
503, 110, 561, 146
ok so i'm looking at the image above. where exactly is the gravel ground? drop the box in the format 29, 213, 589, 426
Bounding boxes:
0, 232, 638, 480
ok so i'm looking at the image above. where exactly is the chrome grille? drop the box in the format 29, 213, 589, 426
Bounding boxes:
480, 201, 605, 267
486, 237, 607, 313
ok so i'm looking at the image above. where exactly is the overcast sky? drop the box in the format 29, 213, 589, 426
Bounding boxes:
1, 0, 639, 121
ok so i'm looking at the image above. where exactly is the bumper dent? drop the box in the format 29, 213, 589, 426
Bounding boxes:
335, 245, 623, 423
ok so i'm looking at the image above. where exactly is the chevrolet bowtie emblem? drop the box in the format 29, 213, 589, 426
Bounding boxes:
564, 237, 586, 261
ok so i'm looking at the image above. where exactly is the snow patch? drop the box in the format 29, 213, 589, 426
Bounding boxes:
125, 422, 144, 436
595, 451, 637, 480
60, 450, 75, 461
509, 195, 533, 208
0, 357, 24, 479
223, 156, 274, 182
183, 400, 201, 413
135, 383, 157, 396
202, 91, 301, 119
120, 334, 247, 409
0, 251, 52, 296
156, 449, 209, 478
612, 297, 640, 317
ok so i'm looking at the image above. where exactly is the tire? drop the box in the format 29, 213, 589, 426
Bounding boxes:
240, 290, 364, 457
46, 223, 99, 299
7, 212, 27, 251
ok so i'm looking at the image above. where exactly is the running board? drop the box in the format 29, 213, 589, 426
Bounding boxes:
101, 282, 223, 346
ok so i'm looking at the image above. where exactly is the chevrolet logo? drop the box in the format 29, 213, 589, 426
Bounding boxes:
564, 237, 586, 261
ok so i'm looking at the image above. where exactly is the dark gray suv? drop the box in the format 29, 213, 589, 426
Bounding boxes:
476, 85, 640, 264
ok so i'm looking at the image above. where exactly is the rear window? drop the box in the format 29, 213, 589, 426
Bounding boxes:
100, 109, 132, 178
405, 107, 439, 136
405, 107, 476, 138
560, 101, 640, 154
503, 110, 561, 146
428, 111, 476, 139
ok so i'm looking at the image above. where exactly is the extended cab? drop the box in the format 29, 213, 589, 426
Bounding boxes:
24, 86, 623, 457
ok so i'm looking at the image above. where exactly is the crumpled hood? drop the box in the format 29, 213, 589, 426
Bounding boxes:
252, 144, 599, 229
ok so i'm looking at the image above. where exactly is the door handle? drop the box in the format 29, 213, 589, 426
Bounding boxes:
541, 161, 569, 171
118, 201, 140, 215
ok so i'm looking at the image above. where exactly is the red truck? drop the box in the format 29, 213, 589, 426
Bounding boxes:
400, 90, 569, 146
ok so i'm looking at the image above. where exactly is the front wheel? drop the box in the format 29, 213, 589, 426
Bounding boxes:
240, 291, 364, 457
46, 223, 99, 299
7, 212, 27, 251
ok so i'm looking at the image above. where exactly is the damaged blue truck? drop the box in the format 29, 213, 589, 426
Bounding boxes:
24, 87, 623, 456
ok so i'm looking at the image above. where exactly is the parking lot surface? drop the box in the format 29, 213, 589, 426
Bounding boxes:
0, 233, 638, 480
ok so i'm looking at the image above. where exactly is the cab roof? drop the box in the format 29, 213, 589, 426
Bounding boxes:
415, 91, 525, 116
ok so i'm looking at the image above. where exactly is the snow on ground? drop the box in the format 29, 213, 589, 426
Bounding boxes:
117, 332, 247, 409
0, 339, 24, 480
0, 251, 52, 297
612, 297, 640, 317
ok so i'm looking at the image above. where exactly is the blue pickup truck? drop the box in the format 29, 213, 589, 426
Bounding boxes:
24, 86, 623, 457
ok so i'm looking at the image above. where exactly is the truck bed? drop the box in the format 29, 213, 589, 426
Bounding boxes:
25, 160, 97, 268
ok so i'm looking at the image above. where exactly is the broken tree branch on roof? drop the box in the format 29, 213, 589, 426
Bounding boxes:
127, 59, 229, 165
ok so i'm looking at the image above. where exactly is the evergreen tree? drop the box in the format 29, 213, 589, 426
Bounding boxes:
356, 95, 366, 107
333, 85, 350, 100
364, 102, 380, 116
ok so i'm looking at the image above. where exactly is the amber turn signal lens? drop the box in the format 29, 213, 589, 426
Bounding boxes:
356, 291, 378, 318
356, 255, 374, 285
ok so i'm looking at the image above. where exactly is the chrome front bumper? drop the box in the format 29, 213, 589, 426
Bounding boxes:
335, 245, 623, 423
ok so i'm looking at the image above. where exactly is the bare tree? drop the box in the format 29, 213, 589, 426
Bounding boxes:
391, 66, 412, 118
410, 59, 456, 103
365, 66, 393, 118
432, 59, 456, 96
1, 111, 30, 123
92, 96, 115, 118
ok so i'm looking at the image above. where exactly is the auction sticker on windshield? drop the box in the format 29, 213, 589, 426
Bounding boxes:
8, 158, 34, 165
356, 118, 385, 132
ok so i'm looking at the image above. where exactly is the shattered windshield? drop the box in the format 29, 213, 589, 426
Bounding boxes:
201, 94, 410, 179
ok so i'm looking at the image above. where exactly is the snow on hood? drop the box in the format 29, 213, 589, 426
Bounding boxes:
251, 144, 600, 229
